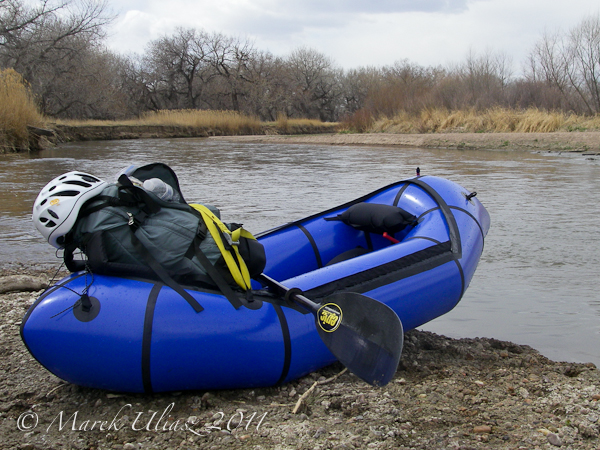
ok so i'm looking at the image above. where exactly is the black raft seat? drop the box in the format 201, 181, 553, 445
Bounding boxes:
324, 202, 417, 266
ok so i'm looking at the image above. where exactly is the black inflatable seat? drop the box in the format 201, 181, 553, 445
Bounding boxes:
324, 203, 417, 266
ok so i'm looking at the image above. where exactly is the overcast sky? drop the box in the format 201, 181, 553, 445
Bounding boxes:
105, 0, 599, 72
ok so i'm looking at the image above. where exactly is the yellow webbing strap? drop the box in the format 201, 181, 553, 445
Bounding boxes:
190, 204, 253, 291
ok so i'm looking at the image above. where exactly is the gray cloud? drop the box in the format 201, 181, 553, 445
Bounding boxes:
227, 0, 473, 39
292, 0, 471, 14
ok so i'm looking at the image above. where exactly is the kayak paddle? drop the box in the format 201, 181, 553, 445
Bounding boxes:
258, 273, 403, 386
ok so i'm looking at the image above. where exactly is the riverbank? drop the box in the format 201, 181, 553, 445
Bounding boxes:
48, 122, 338, 144
17, 121, 600, 154
210, 131, 600, 153
2, 269, 599, 449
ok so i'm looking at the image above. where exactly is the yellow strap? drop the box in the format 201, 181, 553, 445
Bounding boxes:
190, 204, 252, 291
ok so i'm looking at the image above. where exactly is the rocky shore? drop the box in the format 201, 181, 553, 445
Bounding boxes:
1, 268, 599, 450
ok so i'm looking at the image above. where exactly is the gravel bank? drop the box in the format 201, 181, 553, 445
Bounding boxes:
209, 131, 600, 153
1, 268, 599, 450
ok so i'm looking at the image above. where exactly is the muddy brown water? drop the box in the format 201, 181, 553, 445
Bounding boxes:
1, 138, 598, 366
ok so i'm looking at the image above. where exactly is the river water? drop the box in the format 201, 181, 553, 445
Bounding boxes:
1, 138, 599, 366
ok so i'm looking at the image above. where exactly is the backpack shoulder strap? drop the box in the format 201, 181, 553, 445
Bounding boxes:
190, 204, 253, 292
128, 228, 204, 313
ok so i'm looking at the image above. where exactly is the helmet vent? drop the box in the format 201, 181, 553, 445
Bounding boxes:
65, 180, 92, 188
54, 190, 80, 197
48, 209, 59, 219
80, 175, 101, 183
45, 220, 56, 228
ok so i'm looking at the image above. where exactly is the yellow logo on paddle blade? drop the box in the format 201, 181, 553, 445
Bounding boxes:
317, 303, 342, 332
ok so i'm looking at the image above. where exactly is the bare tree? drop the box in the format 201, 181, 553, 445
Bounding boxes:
339, 66, 381, 115
142, 28, 217, 110
243, 50, 288, 120
568, 14, 600, 113
285, 47, 342, 121
528, 14, 600, 114
1, 0, 117, 118
205, 32, 255, 112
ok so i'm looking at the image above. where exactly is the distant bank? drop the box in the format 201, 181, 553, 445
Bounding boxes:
210, 131, 600, 153
29, 124, 600, 154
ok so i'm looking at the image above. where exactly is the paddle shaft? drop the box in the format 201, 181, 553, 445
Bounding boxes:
257, 274, 319, 314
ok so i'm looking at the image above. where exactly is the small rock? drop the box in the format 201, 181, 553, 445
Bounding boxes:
519, 387, 529, 398
201, 392, 212, 407
473, 425, 492, 434
314, 427, 326, 438
547, 433, 562, 447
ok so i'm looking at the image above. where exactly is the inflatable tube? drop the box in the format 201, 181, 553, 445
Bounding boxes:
21, 175, 490, 393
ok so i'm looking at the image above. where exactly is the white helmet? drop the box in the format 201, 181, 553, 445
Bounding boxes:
33, 171, 107, 248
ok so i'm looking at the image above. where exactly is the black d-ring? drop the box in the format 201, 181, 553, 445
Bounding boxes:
73, 294, 101, 322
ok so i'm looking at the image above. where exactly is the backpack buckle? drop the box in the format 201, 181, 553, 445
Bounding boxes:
223, 232, 239, 248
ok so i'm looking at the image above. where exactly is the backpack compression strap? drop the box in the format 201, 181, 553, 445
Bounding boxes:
190, 204, 253, 292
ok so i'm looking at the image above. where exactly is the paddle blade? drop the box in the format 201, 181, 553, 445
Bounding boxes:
315, 293, 403, 386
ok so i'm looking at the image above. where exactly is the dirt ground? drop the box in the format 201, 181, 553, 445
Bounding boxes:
2, 133, 599, 449
1, 267, 599, 450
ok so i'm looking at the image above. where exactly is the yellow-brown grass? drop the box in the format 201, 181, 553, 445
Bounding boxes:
55, 110, 338, 135
370, 107, 600, 134
55, 110, 263, 135
0, 69, 45, 152
269, 113, 337, 134
139, 109, 262, 134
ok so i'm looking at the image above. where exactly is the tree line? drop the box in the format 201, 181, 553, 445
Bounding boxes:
2, 0, 600, 122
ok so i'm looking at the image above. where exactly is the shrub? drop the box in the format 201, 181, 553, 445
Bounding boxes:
0, 69, 44, 152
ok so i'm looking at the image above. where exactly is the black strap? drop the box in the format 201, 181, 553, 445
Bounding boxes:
192, 237, 243, 310
129, 231, 204, 313
63, 241, 87, 272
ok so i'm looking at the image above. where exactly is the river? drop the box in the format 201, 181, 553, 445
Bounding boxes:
1, 137, 599, 366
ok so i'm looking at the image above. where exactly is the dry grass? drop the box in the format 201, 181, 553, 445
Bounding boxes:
268, 113, 337, 133
139, 109, 262, 134
0, 69, 45, 152
370, 107, 600, 134
54, 110, 337, 135
55, 110, 264, 135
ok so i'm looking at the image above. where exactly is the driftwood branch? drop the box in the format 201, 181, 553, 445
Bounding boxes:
0, 275, 48, 294
292, 368, 348, 414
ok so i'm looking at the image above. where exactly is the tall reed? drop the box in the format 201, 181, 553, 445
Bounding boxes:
0, 69, 45, 152
370, 107, 600, 134
139, 109, 263, 134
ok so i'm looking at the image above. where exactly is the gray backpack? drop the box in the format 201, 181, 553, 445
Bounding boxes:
63, 163, 265, 311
